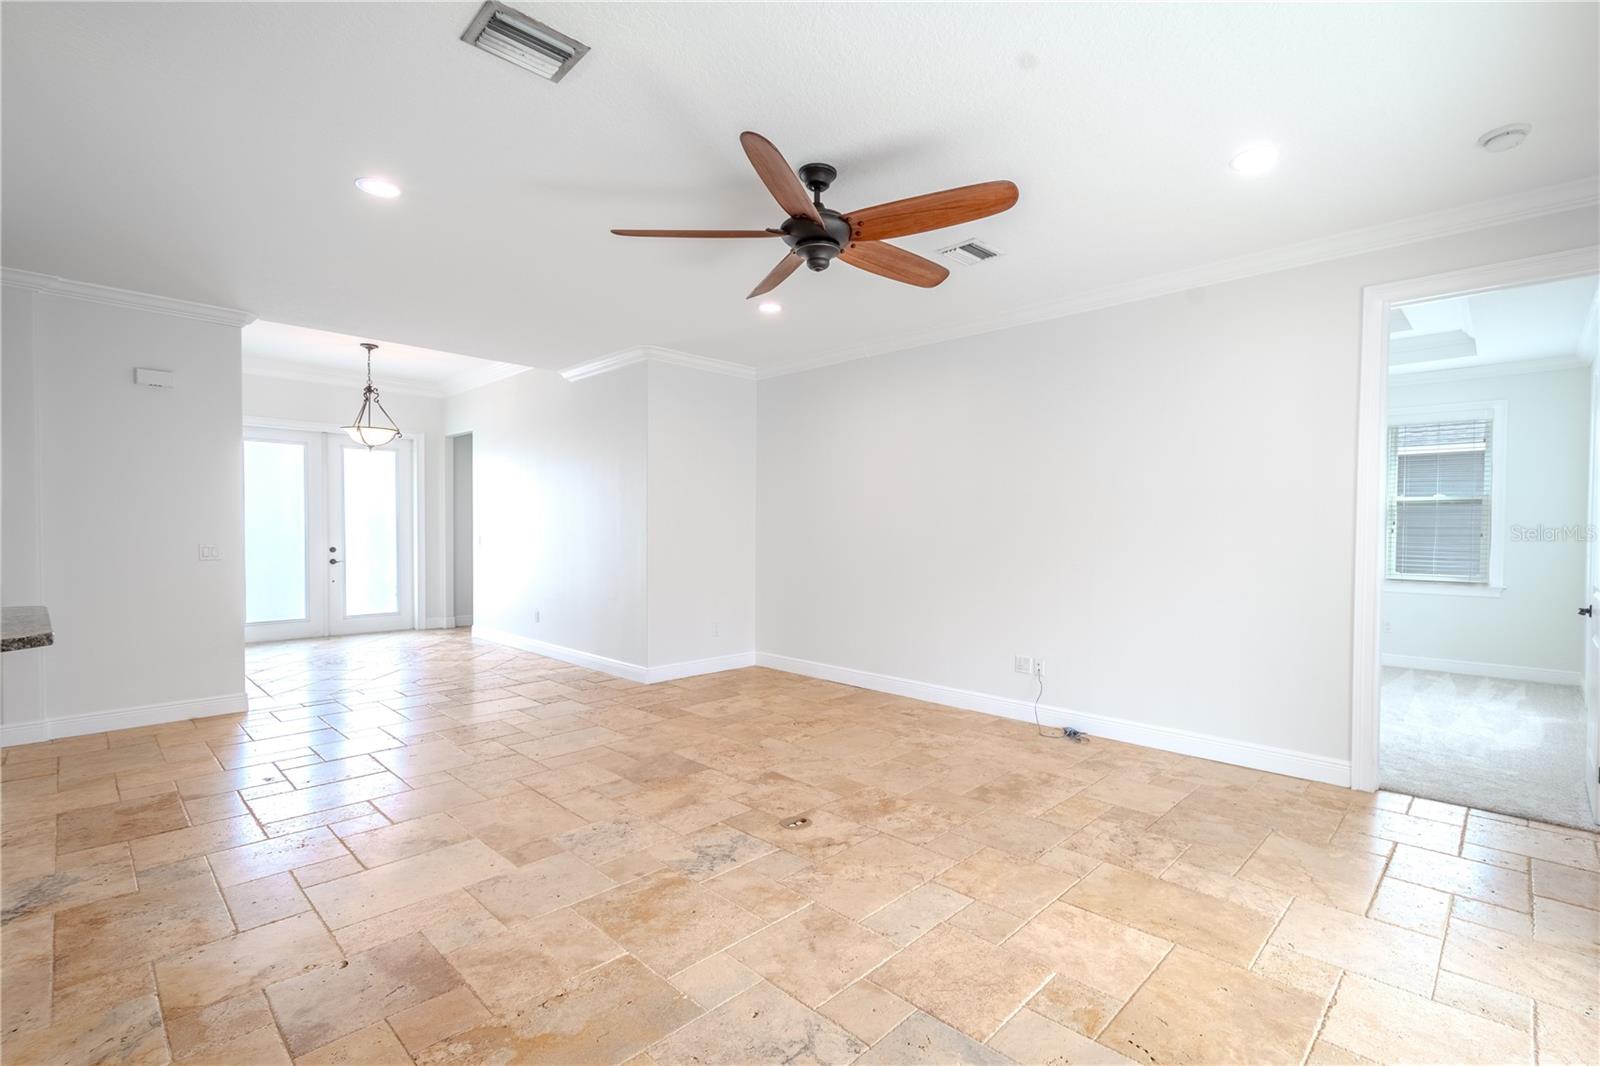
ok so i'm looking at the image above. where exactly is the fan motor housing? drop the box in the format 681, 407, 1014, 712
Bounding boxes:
781, 207, 851, 271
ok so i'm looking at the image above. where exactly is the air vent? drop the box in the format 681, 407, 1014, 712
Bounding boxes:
461, 2, 589, 83
940, 239, 1001, 266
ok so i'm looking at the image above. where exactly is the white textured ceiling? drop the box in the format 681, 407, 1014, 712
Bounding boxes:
4, 2, 1597, 375
1390, 273, 1598, 373
243, 320, 526, 396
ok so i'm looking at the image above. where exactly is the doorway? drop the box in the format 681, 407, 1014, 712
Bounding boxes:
1351, 248, 1600, 828
244, 427, 415, 642
451, 432, 473, 628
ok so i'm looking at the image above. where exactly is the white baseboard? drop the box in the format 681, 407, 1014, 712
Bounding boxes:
1382, 653, 1582, 687
471, 628, 757, 686
425, 616, 455, 630
455, 614, 472, 627
755, 652, 1352, 787
0, 692, 248, 747
644, 652, 757, 684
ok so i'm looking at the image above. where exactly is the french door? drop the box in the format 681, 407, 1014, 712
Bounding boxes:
244, 428, 414, 642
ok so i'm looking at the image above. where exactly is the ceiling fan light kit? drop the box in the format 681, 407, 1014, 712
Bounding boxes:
611, 131, 1018, 300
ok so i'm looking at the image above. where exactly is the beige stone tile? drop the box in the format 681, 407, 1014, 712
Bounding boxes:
156, 911, 342, 1011
305, 837, 514, 928
467, 849, 616, 924
1250, 941, 1343, 999
670, 952, 763, 1009
1025, 974, 1125, 1039
52, 857, 234, 989
853, 1011, 1013, 1065
1321, 973, 1533, 1065
862, 881, 971, 945
1442, 916, 1599, 1015
726, 807, 874, 862
869, 924, 1053, 1040
0, 845, 137, 925
1237, 832, 1386, 913
1464, 818, 1599, 871
128, 813, 265, 870
416, 956, 699, 1064
295, 1021, 412, 1064
1452, 895, 1533, 936
245, 770, 410, 825
331, 887, 506, 956
209, 827, 351, 888
727, 902, 897, 1007
1063, 862, 1275, 967
294, 853, 363, 887
649, 823, 773, 881
1011, 900, 1170, 1000
54, 791, 189, 854
266, 932, 459, 1055
821, 788, 969, 844
946, 899, 1028, 943
1535, 1001, 1600, 1066
1432, 970, 1532, 1033
1, 913, 53, 1035
0, 989, 169, 1066
1408, 797, 1468, 825
447, 907, 622, 1014
340, 810, 471, 868
816, 981, 916, 1045
991, 1009, 1135, 1065
1099, 946, 1321, 1065
783, 833, 950, 920
575, 869, 765, 976
182, 790, 250, 824
1268, 897, 1439, 995
1063, 817, 1188, 876
705, 863, 810, 922
652, 981, 866, 1065
1533, 859, 1600, 910
449, 790, 587, 855
554, 813, 686, 866
1387, 844, 1530, 911
1158, 860, 1293, 919
1462, 842, 1529, 872
370, 779, 485, 822
1534, 895, 1600, 954
168, 995, 291, 1064
935, 846, 1077, 917
388, 985, 494, 1055
963, 808, 1071, 858
1367, 877, 1450, 936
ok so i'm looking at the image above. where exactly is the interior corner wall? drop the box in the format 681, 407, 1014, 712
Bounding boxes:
645, 362, 756, 669
1382, 365, 1590, 678
2, 285, 247, 740
755, 206, 1599, 775
444, 364, 649, 668
241, 373, 452, 627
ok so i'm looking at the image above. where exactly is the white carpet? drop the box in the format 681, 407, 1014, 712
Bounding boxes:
1380, 668, 1596, 830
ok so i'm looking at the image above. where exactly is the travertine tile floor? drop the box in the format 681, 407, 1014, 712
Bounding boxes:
3, 630, 1597, 1065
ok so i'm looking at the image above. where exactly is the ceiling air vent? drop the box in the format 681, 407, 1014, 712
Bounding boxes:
461, 2, 589, 83
940, 239, 1001, 266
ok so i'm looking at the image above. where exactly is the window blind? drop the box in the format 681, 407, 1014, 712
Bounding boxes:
1386, 419, 1492, 582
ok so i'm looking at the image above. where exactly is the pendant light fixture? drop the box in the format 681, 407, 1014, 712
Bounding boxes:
343, 342, 402, 449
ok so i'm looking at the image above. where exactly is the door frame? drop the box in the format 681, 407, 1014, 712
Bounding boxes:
1349, 245, 1600, 793
243, 417, 427, 640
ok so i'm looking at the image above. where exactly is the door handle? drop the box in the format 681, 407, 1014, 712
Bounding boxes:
1580, 605, 1593, 617
329, 558, 340, 565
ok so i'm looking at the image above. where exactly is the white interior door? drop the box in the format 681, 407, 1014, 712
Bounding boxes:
245, 428, 414, 642
327, 436, 414, 635
1586, 366, 1600, 824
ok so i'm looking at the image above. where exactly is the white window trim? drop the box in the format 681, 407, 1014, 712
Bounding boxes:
1384, 399, 1507, 594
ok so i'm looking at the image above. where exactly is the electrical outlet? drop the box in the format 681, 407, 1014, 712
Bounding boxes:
713, 621, 720, 637
1034, 658, 1045, 678
534, 610, 541, 623
1013, 655, 1033, 675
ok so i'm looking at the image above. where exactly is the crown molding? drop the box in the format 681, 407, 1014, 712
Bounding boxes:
1, 267, 255, 328
1389, 353, 1589, 385
439, 359, 531, 397
756, 177, 1600, 380
242, 356, 447, 399
560, 344, 757, 383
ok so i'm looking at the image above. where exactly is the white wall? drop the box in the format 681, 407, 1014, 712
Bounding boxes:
756, 207, 1598, 774
241, 372, 451, 626
446, 365, 650, 667
646, 362, 756, 668
1382, 365, 1590, 679
2, 283, 248, 741
452, 433, 473, 624
3, 285, 45, 725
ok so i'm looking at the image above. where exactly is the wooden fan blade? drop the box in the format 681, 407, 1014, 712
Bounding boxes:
611, 229, 780, 238
844, 180, 1019, 242
839, 241, 949, 288
740, 131, 824, 225
748, 253, 801, 299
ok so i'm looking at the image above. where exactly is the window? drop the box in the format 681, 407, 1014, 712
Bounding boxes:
1385, 404, 1505, 588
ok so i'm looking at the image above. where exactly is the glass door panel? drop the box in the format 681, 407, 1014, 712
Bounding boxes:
243, 429, 326, 641
328, 437, 413, 635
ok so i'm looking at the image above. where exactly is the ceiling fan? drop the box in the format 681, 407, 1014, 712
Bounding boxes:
611, 131, 1019, 299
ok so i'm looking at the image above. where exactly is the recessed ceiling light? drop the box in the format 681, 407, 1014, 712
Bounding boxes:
1478, 123, 1531, 153
355, 176, 402, 199
758, 301, 782, 315
1229, 144, 1279, 176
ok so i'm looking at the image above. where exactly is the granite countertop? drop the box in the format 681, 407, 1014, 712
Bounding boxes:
2, 606, 53, 652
